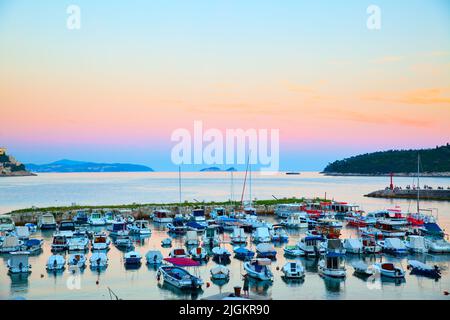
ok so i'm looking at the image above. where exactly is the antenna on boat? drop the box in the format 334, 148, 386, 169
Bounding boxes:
240, 152, 251, 209
417, 153, 420, 214
178, 166, 182, 214
249, 150, 252, 208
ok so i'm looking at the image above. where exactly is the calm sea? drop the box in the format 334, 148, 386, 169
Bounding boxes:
0, 172, 449, 300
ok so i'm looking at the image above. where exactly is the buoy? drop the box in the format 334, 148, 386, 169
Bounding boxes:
40, 274, 44, 278
96, 280, 99, 285
206, 282, 210, 288
444, 290, 449, 296
276, 266, 280, 271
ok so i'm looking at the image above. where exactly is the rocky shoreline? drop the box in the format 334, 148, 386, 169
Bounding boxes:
322, 172, 450, 178
0, 170, 36, 177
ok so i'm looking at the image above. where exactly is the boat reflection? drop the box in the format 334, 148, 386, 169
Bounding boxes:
157, 281, 203, 300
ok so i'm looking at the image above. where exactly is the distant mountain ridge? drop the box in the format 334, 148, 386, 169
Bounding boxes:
323, 144, 450, 175
200, 167, 237, 172
25, 159, 154, 173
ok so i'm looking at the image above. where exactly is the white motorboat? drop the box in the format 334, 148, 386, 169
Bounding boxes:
128, 220, 151, 236
124, 251, 142, 266
280, 212, 308, 229
407, 260, 441, 279
373, 262, 405, 278
91, 232, 111, 251
297, 236, 325, 257
114, 235, 134, 249
157, 265, 203, 289
0, 235, 23, 253
251, 227, 271, 243
212, 247, 231, 262
146, 250, 163, 265
210, 207, 226, 219
351, 261, 375, 276
424, 237, 450, 253
230, 227, 247, 244
90, 252, 108, 269
275, 204, 304, 218
169, 248, 188, 258
67, 231, 89, 251
88, 211, 106, 226
283, 245, 304, 257
404, 235, 428, 254
343, 238, 363, 254
38, 213, 57, 230
190, 208, 206, 222
202, 225, 220, 247
378, 238, 407, 255
256, 243, 277, 260
318, 252, 346, 278
185, 230, 199, 246
190, 247, 208, 261
108, 220, 129, 236
67, 253, 86, 269
210, 265, 230, 280
7, 252, 31, 274
104, 211, 116, 225
244, 258, 273, 281
361, 237, 382, 254
23, 238, 43, 254
282, 262, 305, 279
270, 226, 289, 243
47, 254, 65, 271
51, 233, 69, 252
0, 215, 15, 232
14, 226, 30, 240
153, 210, 173, 223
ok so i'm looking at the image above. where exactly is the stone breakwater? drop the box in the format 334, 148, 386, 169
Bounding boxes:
365, 189, 450, 201
323, 172, 450, 177
8, 204, 277, 225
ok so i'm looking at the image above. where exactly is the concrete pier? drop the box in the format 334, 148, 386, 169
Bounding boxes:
365, 189, 450, 201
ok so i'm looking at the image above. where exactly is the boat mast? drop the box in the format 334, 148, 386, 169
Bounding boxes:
230, 170, 234, 206
417, 153, 420, 214
249, 150, 252, 207
178, 166, 182, 209
240, 152, 250, 209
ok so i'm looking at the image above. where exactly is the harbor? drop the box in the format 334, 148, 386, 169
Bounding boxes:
1, 172, 449, 300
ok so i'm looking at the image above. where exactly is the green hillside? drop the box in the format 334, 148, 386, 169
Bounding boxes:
323, 144, 450, 174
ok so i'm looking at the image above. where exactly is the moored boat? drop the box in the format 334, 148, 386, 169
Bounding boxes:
233, 246, 255, 260
282, 262, 305, 279
146, 250, 163, 265
407, 260, 441, 279
124, 251, 142, 267
157, 265, 203, 290
90, 252, 108, 269
378, 238, 407, 255
256, 243, 277, 260
46, 254, 65, 271
7, 252, 31, 274
283, 245, 303, 257
318, 252, 346, 278
244, 258, 273, 281
210, 265, 230, 281
373, 262, 405, 278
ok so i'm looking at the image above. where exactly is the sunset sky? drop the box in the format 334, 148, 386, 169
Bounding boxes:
1, 0, 449, 171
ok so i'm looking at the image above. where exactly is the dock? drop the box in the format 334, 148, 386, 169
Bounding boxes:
365, 189, 450, 201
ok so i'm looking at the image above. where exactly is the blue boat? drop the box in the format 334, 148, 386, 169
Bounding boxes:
408, 260, 441, 279
186, 221, 207, 232
420, 223, 445, 238
233, 246, 255, 260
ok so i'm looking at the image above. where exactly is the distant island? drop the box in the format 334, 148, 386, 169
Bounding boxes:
322, 144, 450, 177
200, 167, 236, 172
25, 159, 154, 173
0, 147, 35, 177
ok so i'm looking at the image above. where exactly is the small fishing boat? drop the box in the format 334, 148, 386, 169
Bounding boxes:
90, 252, 108, 269
127, 220, 151, 236
46, 254, 65, 271
351, 261, 375, 277
167, 218, 187, 235
73, 210, 88, 225
321, 238, 346, 255
190, 208, 206, 222
280, 212, 308, 229
161, 238, 172, 247
88, 211, 106, 226
186, 221, 207, 232
157, 265, 203, 290
373, 262, 405, 278
424, 237, 450, 253
113, 235, 134, 249
185, 230, 199, 246
212, 247, 231, 262
282, 262, 305, 279
23, 238, 43, 254
169, 248, 188, 258
407, 260, 441, 279
318, 252, 346, 278
91, 232, 111, 251
58, 220, 76, 232
343, 238, 363, 254
14, 226, 30, 240
202, 225, 220, 247
244, 258, 273, 281
270, 226, 289, 243
25, 223, 37, 233
210, 265, 230, 280
104, 211, 116, 225
51, 233, 69, 252
419, 222, 445, 239
0, 235, 23, 253
251, 227, 271, 243
153, 210, 173, 223
283, 245, 304, 257
275, 203, 304, 218
0, 215, 15, 232
362, 237, 382, 254
189, 247, 208, 261
108, 220, 129, 236
404, 235, 428, 254
7, 252, 31, 274
210, 207, 226, 219
233, 246, 255, 260
378, 238, 407, 255
38, 213, 57, 230
67, 253, 86, 269
297, 236, 325, 257
124, 251, 142, 266
374, 219, 407, 238
256, 243, 277, 260
230, 227, 247, 244
67, 231, 89, 251
146, 250, 163, 265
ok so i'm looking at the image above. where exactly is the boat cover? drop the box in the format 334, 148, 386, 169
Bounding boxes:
408, 260, 433, 271
25, 239, 41, 246
186, 222, 206, 230
256, 243, 275, 252
164, 257, 200, 266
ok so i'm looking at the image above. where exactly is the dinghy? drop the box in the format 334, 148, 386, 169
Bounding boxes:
46, 254, 65, 271
210, 265, 230, 280
318, 252, 346, 278
351, 261, 375, 277
67, 253, 86, 269
7, 252, 31, 274
244, 258, 273, 281
157, 265, 203, 290
233, 246, 255, 260
230, 227, 247, 244
23, 238, 43, 254
283, 245, 304, 257
90, 252, 108, 269
378, 238, 407, 255
146, 250, 163, 265
161, 238, 172, 247
189, 247, 208, 261
256, 243, 277, 260
282, 262, 305, 279
113, 234, 134, 249
404, 235, 428, 254
373, 262, 405, 278
124, 251, 142, 266
212, 247, 231, 263
407, 260, 441, 279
